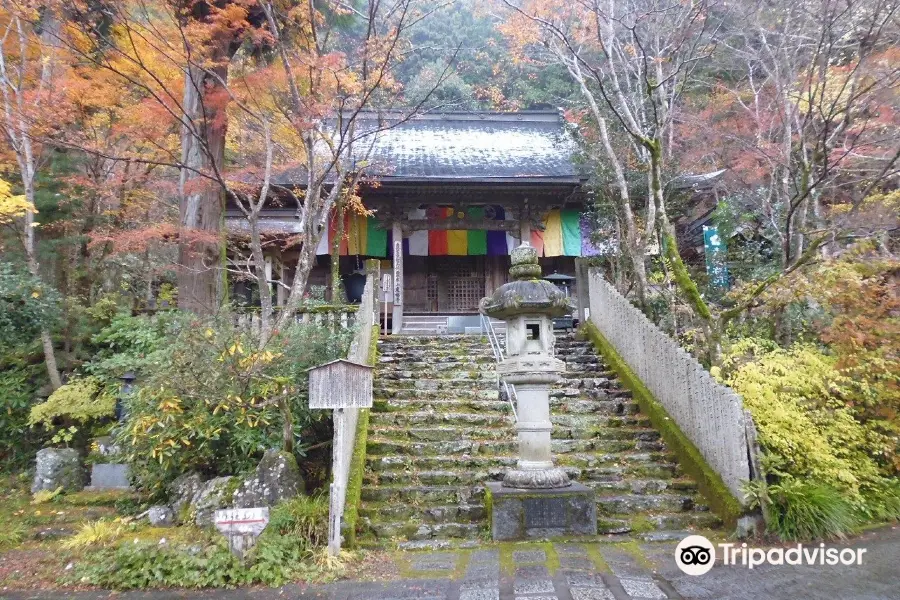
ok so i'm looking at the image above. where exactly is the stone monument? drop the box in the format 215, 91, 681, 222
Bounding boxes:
480, 243, 597, 540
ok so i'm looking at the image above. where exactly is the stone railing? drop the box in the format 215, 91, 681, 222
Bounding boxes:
585, 268, 753, 500
235, 305, 358, 335
327, 260, 379, 555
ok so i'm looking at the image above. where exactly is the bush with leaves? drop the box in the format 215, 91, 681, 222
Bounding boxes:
745, 479, 858, 541
719, 338, 900, 537
70, 495, 337, 589
115, 315, 351, 496
29, 376, 115, 447
83, 311, 180, 393
0, 262, 60, 353
0, 357, 47, 470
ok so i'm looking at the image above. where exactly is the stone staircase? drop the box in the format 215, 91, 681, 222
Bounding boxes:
357, 333, 720, 546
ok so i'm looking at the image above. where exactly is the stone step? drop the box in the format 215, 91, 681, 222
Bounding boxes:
550, 425, 661, 443
360, 483, 486, 504
365, 452, 678, 474
369, 411, 513, 428
373, 378, 498, 390
559, 369, 618, 380
555, 377, 621, 390
555, 450, 678, 468
548, 398, 641, 415
365, 437, 518, 456
359, 519, 484, 541
551, 438, 665, 454
371, 426, 514, 443
373, 398, 512, 414
549, 413, 652, 429
364, 469, 504, 487
578, 477, 696, 495
375, 370, 497, 381
595, 493, 696, 514
379, 337, 494, 349
366, 454, 518, 472
378, 347, 496, 358
358, 502, 487, 523
358, 331, 720, 544
376, 360, 498, 372
550, 388, 620, 400
644, 511, 723, 531
373, 388, 499, 400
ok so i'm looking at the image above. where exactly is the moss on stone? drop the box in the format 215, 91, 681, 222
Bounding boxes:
341, 325, 381, 549
484, 485, 493, 536
583, 542, 611, 573
580, 321, 745, 529
629, 515, 655, 534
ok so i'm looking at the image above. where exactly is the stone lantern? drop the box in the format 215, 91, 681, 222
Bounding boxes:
480, 243, 596, 540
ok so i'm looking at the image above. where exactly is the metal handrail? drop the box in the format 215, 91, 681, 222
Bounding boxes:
480, 313, 518, 422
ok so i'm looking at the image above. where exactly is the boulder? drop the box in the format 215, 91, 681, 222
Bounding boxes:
191, 476, 235, 527
168, 472, 203, 521
232, 449, 304, 509
148, 505, 175, 527
32, 448, 84, 494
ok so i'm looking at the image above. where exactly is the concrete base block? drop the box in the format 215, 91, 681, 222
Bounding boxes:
89, 463, 131, 490
486, 481, 596, 541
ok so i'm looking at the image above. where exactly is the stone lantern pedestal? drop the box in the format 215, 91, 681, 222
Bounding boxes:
481, 243, 596, 541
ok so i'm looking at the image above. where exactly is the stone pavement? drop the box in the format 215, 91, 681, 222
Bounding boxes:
2, 526, 898, 600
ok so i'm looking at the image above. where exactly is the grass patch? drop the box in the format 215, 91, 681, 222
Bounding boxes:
746, 479, 858, 541
582, 543, 611, 573
617, 541, 654, 570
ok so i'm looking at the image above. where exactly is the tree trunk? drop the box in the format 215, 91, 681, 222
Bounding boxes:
330, 197, 345, 303
177, 63, 227, 314
23, 180, 63, 390
248, 210, 274, 347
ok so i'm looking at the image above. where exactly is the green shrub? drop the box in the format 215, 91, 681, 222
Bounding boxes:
29, 376, 115, 446
0, 262, 60, 351
114, 316, 350, 496
263, 493, 329, 547
0, 360, 46, 470
72, 496, 336, 589
71, 538, 247, 589
721, 340, 887, 504
721, 338, 900, 539
746, 479, 858, 541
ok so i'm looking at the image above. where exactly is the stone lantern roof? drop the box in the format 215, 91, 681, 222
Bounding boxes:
480, 244, 572, 319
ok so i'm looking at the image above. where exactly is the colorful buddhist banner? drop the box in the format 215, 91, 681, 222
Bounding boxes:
467, 207, 487, 255
543, 209, 563, 256
314, 206, 597, 258
561, 209, 582, 256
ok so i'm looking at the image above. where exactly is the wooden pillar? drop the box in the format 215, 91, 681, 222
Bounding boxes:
277, 262, 286, 307
575, 258, 589, 323
519, 219, 532, 246
391, 221, 403, 334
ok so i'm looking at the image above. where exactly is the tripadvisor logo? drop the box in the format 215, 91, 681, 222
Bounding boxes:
675, 535, 716, 575
675, 535, 868, 576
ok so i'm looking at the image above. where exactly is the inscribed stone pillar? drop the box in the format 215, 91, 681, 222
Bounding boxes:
391, 221, 403, 334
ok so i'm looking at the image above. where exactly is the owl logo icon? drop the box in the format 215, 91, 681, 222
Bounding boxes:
675, 535, 716, 575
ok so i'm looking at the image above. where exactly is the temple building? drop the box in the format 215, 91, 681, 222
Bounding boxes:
226, 110, 604, 332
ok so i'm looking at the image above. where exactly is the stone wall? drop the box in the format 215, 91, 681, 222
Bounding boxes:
586, 268, 752, 499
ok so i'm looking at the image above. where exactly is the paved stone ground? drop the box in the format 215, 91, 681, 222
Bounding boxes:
2, 526, 897, 600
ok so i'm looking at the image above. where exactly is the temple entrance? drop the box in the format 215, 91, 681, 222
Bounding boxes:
405, 256, 493, 313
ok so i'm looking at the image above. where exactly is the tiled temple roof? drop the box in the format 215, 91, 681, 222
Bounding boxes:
353, 110, 582, 183
273, 110, 584, 186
